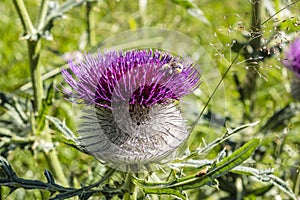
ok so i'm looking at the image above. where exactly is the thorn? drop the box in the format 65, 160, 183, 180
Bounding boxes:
44, 169, 55, 184
8, 186, 18, 195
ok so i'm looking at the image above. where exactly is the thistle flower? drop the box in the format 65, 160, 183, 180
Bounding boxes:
283, 38, 300, 101
62, 49, 201, 171
283, 38, 300, 77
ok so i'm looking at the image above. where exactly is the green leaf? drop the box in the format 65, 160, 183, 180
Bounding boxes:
196, 121, 260, 155
42, 0, 88, 33
143, 188, 187, 200
45, 81, 55, 105
176, 121, 260, 163
133, 138, 260, 192
231, 166, 298, 200
1, 94, 28, 128
173, 138, 260, 190
231, 165, 274, 176
46, 116, 79, 144
268, 174, 297, 200
206, 138, 259, 178
227, 121, 260, 135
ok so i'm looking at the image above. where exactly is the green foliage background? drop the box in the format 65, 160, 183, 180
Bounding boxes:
0, 0, 299, 199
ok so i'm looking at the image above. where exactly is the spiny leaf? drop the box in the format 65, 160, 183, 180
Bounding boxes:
143, 188, 187, 200
201, 121, 260, 153
226, 121, 260, 135
172, 138, 260, 190
205, 138, 260, 179
231, 165, 274, 177
231, 165, 297, 200
43, 0, 87, 32
133, 138, 260, 191
46, 116, 79, 144
268, 174, 297, 200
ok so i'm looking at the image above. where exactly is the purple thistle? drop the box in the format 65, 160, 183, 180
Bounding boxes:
61, 49, 201, 171
62, 49, 200, 108
283, 38, 300, 78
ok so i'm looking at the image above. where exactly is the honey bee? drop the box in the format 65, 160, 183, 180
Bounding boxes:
162, 61, 183, 74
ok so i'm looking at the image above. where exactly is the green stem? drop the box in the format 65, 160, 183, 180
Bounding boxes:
43, 121, 69, 187
44, 150, 69, 187
293, 165, 300, 195
243, 0, 261, 101
13, 0, 43, 113
123, 173, 131, 200
36, 0, 48, 30
27, 40, 44, 113
86, 1, 95, 46
189, 46, 242, 133
123, 173, 137, 200
12, 0, 35, 34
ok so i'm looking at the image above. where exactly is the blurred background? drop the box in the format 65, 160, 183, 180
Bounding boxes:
0, 0, 300, 199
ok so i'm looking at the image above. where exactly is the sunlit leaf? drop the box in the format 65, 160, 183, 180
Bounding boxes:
133, 138, 260, 192
197, 121, 260, 154
143, 188, 187, 199
42, 0, 88, 35
173, 138, 260, 190
231, 165, 298, 200
46, 116, 79, 144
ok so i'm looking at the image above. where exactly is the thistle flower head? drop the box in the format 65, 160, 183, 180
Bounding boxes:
62, 49, 201, 171
283, 38, 300, 78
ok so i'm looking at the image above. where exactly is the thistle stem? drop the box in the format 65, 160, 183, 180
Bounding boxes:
27, 40, 44, 113
43, 121, 69, 187
123, 172, 131, 200
12, 0, 35, 34
13, 0, 43, 113
243, 0, 261, 101
44, 151, 69, 187
293, 165, 300, 195
86, 1, 96, 46
36, 0, 48, 30
123, 172, 137, 200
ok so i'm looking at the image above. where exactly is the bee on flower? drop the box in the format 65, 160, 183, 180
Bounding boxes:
162, 61, 184, 74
